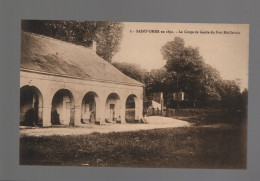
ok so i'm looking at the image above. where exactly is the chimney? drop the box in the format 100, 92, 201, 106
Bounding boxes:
90, 40, 97, 53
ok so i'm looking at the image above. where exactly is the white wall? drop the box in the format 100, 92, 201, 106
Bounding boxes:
20, 70, 143, 126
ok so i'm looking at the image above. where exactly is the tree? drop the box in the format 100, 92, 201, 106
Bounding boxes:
241, 88, 248, 106
112, 61, 147, 83
241, 88, 248, 114
144, 68, 176, 96
218, 80, 242, 110
161, 37, 221, 102
95, 22, 124, 62
21, 20, 124, 62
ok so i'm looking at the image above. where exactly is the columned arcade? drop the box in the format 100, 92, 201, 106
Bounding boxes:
20, 69, 143, 127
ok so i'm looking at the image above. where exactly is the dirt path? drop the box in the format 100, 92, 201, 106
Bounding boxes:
20, 116, 190, 137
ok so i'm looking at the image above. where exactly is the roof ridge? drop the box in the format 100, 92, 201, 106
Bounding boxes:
22, 30, 94, 51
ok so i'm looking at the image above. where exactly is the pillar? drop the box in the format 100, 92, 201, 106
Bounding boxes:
133, 97, 139, 120
74, 104, 81, 126
138, 96, 143, 120
120, 96, 127, 123
42, 106, 51, 127
120, 106, 126, 123
95, 97, 105, 124
42, 92, 52, 127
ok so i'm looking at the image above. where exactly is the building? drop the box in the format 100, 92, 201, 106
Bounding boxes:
20, 31, 144, 127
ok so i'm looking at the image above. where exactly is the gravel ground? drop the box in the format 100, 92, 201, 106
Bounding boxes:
20, 116, 190, 137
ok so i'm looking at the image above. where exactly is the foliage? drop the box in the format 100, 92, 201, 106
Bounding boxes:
217, 80, 247, 113
51, 110, 61, 125
241, 88, 248, 107
171, 108, 247, 126
21, 20, 124, 62
144, 68, 176, 100
161, 37, 222, 101
21, 108, 39, 126
112, 61, 147, 83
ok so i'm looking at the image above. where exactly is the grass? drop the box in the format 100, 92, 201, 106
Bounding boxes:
171, 108, 247, 126
20, 122, 247, 168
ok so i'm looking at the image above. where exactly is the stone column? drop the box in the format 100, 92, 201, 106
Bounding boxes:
120, 96, 127, 123
41, 92, 52, 127
138, 96, 143, 120
74, 104, 81, 126
134, 97, 139, 120
120, 106, 126, 123
95, 97, 105, 124
42, 105, 51, 127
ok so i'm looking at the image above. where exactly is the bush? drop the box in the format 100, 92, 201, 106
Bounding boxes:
51, 110, 61, 125
21, 108, 39, 126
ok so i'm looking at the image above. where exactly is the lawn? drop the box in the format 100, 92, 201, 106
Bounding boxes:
20, 121, 247, 168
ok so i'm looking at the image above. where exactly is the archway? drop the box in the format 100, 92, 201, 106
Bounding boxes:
125, 94, 139, 123
51, 89, 75, 125
20, 85, 43, 126
81, 91, 98, 123
105, 93, 121, 123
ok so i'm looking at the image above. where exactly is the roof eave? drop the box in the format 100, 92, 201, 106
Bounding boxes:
20, 68, 144, 87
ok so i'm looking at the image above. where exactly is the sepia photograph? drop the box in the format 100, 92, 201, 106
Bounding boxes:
19, 20, 249, 169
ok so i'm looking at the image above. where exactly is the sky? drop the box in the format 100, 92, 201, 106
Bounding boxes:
113, 22, 249, 90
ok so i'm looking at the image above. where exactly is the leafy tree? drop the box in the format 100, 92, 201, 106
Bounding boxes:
112, 61, 147, 83
21, 20, 124, 62
218, 80, 242, 109
199, 64, 222, 101
95, 22, 124, 62
144, 68, 176, 98
161, 37, 221, 101
241, 88, 248, 115
241, 88, 248, 106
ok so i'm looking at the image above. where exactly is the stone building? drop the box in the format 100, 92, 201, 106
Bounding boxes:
20, 31, 144, 127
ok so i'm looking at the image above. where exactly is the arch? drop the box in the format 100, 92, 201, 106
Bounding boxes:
51, 89, 75, 125
81, 91, 99, 124
125, 94, 139, 123
20, 85, 43, 126
105, 93, 121, 123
